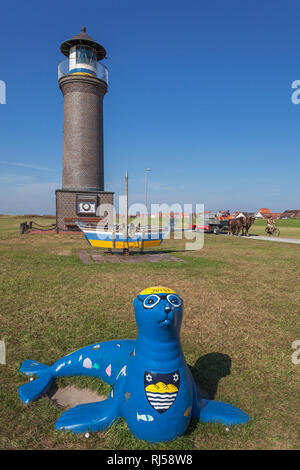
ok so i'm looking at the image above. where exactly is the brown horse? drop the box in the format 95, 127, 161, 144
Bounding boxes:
242, 216, 255, 236
228, 218, 244, 236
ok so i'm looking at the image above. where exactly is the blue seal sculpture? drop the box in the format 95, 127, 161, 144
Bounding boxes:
18, 287, 250, 442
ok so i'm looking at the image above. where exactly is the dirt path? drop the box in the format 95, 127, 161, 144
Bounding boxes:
237, 234, 300, 244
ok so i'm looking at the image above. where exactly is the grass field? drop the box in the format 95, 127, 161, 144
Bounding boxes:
249, 218, 300, 239
0, 215, 299, 450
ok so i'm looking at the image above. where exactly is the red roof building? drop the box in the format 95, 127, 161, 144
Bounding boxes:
255, 208, 271, 219
280, 210, 300, 218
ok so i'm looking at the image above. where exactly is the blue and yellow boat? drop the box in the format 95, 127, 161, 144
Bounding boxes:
75, 221, 169, 251
76, 172, 169, 251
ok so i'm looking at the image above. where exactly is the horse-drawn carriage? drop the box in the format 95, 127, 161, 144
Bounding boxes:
189, 213, 229, 234
189, 213, 256, 236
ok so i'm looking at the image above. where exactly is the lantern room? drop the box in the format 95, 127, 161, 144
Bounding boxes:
59, 27, 107, 80
69, 45, 98, 76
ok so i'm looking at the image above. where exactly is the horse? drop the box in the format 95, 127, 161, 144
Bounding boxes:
242, 216, 255, 236
227, 218, 244, 236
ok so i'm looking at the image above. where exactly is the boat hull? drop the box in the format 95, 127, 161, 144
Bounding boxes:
82, 230, 165, 250
85, 238, 162, 249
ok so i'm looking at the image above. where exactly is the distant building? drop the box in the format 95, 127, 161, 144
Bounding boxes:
255, 209, 284, 219
280, 210, 300, 219
231, 211, 254, 218
255, 208, 271, 219
269, 212, 282, 219
241, 211, 255, 217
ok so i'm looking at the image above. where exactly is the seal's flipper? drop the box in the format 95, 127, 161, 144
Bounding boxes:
20, 360, 51, 377
55, 399, 120, 434
18, 371, 54, 404
198, 399, 250, 425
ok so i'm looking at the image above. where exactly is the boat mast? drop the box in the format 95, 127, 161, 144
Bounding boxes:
125, 171, 128, 238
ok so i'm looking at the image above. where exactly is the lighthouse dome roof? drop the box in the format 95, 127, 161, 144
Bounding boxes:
60, 27, 106, 61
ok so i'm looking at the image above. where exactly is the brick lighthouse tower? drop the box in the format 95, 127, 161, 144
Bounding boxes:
56, 27, 114, 231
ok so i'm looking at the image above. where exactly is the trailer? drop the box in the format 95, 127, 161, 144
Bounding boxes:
188, 213, 229, 234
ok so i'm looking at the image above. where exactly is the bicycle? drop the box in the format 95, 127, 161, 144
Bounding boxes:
265, 224, 280, 237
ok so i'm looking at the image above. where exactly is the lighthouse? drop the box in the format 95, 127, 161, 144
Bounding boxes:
56, 27, 114, 231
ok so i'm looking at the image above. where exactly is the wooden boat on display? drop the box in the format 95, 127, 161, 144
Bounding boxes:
75, 172, 170, 252
75, 221, 170, 251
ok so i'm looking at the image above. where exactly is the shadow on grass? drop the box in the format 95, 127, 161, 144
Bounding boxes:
111, 249, 185, 255
185, 352, 232, 436
190, 352, 232, 399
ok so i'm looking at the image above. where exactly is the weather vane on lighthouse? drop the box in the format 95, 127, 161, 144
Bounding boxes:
56, 27, 114, 232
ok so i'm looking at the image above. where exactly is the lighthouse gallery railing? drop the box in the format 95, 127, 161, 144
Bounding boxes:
58, 59, 108, 84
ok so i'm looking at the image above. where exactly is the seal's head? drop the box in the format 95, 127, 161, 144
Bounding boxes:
134, 287, 183, 340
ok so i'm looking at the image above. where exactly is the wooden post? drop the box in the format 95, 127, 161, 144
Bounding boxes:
112, 229, 116, 250
141, 230, 144, 253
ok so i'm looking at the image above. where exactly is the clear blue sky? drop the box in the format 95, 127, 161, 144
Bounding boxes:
0, 0, 300, 214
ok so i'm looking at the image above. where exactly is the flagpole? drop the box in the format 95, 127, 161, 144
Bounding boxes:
125, 171, 128, 240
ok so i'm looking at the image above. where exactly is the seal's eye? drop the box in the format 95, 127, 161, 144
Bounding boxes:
143, 295, 160, 309
167, 294, 181, 307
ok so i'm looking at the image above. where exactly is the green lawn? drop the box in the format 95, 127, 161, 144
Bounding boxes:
249, 218, 300, 239
0, 215, 56, 235
0, 216, 299, 450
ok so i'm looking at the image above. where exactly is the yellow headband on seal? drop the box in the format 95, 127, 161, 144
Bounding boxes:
139, 286, 176, 296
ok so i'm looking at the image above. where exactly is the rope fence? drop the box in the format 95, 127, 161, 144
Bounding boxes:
19, 221, 57, 234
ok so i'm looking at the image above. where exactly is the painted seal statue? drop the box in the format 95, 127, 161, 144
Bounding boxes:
18, 286, 250, 442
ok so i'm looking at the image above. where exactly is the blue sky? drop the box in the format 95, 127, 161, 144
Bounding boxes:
0, 0, 300, 214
